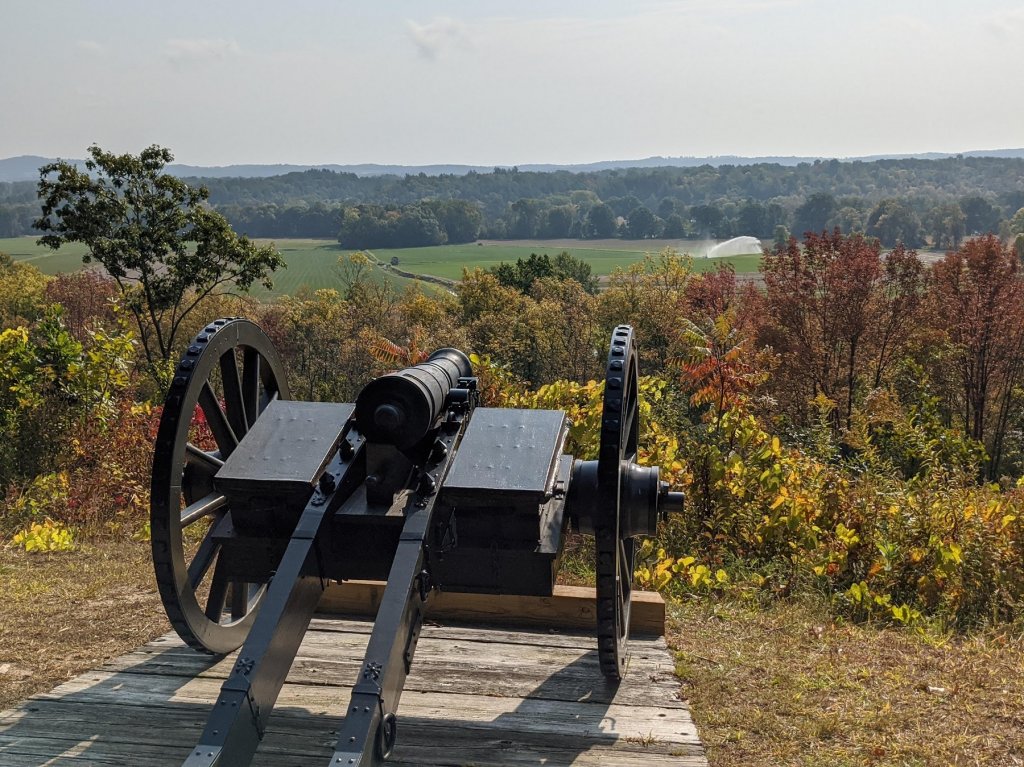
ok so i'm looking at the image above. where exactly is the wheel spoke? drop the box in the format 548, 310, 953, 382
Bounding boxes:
187, 533, 221, 590
198, 381, 238, 456
205, 558, 230, 621
242, 348, 261, 428
263, 385, 280, 412
220, 351, 247, 439
621, 404, 637, 455
152, 319, 291, 653
230, 581, 249, 620
185, 443, 224, 473
618, 540, 631, 596
180, 492, 228, 527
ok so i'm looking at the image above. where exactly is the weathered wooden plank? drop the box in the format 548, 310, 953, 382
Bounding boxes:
319, 582, 666, 635
1, 696, 700, 745
143, 616, 673, 652
0, 701, 704, 765
1, 620, 706, 766
50, 657, 683, 712
0, 734, 708, 767
113, 635, 677, 684
89, 623, 683, 711
124, 627, 675, 676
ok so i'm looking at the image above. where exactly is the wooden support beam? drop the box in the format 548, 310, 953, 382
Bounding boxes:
318, 582, 665, 636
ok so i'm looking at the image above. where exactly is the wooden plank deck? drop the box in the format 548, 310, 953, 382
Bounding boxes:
0, 616, 707, 766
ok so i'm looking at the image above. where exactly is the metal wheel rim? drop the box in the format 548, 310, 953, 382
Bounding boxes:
151, 318, 291, 654
595, 324, 638, 681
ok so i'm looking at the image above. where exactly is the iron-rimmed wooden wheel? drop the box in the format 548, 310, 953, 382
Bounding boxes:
151, 318, 291, 654
595, 324, 640, 681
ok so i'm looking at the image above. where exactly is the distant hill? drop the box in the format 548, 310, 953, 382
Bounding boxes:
3, 149, 1024, 183
0, 156, 57, 182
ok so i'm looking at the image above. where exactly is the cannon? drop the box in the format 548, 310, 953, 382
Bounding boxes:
150, 318, 683, 767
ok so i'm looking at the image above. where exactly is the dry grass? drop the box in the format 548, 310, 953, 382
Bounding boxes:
668, 596, 1024, 767
3, 541, 1024, 767
0, 539, 166, 711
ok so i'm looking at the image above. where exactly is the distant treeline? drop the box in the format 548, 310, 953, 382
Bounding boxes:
3, 157, 1024, 248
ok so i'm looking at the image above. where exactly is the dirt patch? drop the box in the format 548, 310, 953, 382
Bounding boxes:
0, 540, 167, 711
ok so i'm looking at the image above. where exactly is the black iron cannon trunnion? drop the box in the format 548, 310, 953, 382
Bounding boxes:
150, 318, 683, 767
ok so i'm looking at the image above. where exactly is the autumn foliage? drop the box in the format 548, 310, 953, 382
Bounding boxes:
5, 230, 1024, 631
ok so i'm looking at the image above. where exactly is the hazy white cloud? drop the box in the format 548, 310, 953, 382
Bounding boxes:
1, 1, 1021, 165
76, 40, 106, 56
984, 7, 1024, 37
163, 38, 241, 65
872, 13, 934, 38
406, 17, 472, 61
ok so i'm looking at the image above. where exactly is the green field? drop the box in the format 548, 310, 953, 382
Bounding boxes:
1, 236, 762, 297
371, 240, 762, 281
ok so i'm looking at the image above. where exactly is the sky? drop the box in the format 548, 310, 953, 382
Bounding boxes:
1, 0, 1022, 166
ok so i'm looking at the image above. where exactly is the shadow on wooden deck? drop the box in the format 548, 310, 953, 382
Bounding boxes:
0, 618, 706, 766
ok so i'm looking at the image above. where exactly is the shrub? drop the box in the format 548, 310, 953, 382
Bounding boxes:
11, 519, 76, 553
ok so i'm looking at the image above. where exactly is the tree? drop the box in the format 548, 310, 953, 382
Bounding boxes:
657, 198, 678, 220
0, 253, 49, 328
865, 198, 922, 248
606, 195, 642, 219
832, 206, 866, 235
1009, 207, 1024, 236
662, 213, 687, 238
336, 251, 372, 300
507, 198, 545, 239
551, 251, 598, 294
539, 204, 576, 239
35, 145, 284, 373
929, 235, 1024, 476
736, 200, 768, 238
490, 251, 598, 295
425, 199, 482, 243
772, 225, 790, 250
585, 203, 617, 239
623, 206, 661, 239
925, 202, 966, 250
959, 195, 1001, 235
690, 204, 724, 238
792, 192, 837, 236
394, 204, 446, 247
761, 230, 923, 429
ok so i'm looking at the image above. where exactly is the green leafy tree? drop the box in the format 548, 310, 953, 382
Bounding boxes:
690, 204, 724, 238
0, 253, 49, 328
1009, 207, 1024, 236
926, 202, 966, 249
793, 192, 837, 236
425, 199, 482, 243
539, 204, 576, 239
662, 213, 687, 238
34, 145, 284, 373
551, 251, 598, 294
865, 198, 923, 248
584, 203, 617, 239
623, 206, 661, 239
832, 205, 866, 235
959, 195, 1001, 235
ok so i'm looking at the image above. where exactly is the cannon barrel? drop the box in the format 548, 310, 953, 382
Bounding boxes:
355, 348, 473, 448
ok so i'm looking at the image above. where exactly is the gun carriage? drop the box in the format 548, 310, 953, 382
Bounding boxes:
150, 318, 682, 766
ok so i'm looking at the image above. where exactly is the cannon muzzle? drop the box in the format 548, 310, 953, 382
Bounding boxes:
355, 348, 473, 448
